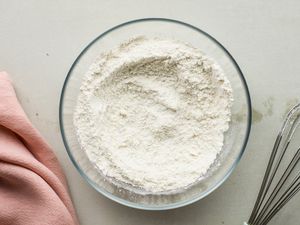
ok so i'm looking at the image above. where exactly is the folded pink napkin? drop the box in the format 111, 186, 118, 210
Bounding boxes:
0, 72, 79, 225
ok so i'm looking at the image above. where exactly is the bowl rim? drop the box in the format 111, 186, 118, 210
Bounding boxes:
59, 17, 252, 210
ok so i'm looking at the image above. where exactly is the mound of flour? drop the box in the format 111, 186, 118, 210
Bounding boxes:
74, 37, 233, 193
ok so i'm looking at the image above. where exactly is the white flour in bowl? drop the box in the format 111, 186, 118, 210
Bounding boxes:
74, 37, 233, 193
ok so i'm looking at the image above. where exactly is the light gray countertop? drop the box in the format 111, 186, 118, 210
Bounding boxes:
1, 1, 300, 224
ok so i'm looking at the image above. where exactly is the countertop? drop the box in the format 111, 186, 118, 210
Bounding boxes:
1, 1, 300, 225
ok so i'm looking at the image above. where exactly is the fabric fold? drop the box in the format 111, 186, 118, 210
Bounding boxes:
0, 71, 79, 225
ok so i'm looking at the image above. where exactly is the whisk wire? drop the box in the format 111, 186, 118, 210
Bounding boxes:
248, 135, 282, 223
247, 103, 300, 225
253, 148, 300, 225
260, 171, 300, 225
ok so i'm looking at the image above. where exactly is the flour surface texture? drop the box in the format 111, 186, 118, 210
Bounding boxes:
74, 37, 233, 193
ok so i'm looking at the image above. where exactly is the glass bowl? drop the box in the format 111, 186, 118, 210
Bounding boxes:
59, 18, 252, 210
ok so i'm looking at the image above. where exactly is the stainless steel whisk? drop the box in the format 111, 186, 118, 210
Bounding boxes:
245, 103, 300, 225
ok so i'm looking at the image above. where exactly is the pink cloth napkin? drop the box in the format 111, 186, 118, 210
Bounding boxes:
0, 72, 79, 225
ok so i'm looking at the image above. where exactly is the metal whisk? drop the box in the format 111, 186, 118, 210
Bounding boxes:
245, 103, 300, 225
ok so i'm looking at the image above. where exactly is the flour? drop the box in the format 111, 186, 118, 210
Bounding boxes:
74, 37, 233, 193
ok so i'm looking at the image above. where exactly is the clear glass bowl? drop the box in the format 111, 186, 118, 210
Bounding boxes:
59, 18, 252, 210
